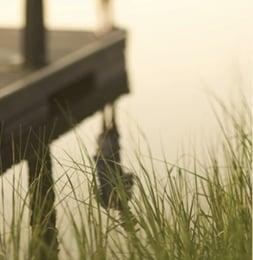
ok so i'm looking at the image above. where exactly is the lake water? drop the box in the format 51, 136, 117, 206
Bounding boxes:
0, 0, 252, 257
1, 1, 252, 163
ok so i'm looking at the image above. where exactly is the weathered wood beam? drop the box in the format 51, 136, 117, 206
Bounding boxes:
0, 29, 127, 122
0, 29, 128, 175
24, 0, 46, 68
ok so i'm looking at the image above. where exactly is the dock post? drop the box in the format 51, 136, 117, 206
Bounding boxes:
27, 131, 58, 260
24, 0, 47, 68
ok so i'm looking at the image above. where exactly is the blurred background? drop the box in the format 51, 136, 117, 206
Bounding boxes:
0, 0, 252, 162
0, 0, 252, 257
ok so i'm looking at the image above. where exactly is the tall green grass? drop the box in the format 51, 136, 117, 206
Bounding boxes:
0, 97, 251, 260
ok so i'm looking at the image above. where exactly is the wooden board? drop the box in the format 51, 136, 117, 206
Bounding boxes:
0, 29, 96, 88
0, 28, 129, 173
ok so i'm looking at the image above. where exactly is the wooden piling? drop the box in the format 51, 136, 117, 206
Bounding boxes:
24, 0, 46, 68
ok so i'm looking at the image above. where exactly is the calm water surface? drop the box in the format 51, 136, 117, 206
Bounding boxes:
0, 0, 252, 257
1, 0, 252, 161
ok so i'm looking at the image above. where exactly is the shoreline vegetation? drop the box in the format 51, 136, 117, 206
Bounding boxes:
0, 96, 252, 260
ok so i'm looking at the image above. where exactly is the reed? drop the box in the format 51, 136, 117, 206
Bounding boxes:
0, 96, 251, 260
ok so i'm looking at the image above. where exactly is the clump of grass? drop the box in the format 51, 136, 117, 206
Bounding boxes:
0, 96, 251, 260
57, 96, 251, 260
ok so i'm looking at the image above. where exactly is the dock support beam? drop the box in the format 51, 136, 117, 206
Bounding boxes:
27, 131, 58, 260
24, 0, 47, 68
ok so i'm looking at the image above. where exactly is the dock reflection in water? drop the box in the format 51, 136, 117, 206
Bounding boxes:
93, 105, 135, 229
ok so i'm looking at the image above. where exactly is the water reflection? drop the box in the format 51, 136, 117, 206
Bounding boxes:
94, 105, 135, 228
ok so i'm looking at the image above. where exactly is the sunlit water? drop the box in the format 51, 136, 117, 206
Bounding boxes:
0, 0, 252, 258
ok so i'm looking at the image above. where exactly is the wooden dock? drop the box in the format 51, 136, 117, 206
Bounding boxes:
0, 1, 129, 258
0, 28, 129, 173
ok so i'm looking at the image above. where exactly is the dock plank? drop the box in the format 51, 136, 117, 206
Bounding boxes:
0, 28, 129, 173
0, 29, 96, 88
